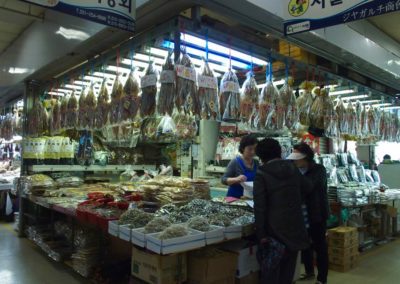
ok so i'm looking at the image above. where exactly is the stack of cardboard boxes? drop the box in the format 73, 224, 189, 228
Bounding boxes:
328, 227, 360, 272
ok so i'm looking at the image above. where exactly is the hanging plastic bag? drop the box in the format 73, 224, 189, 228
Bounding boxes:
85, 84, 97, 129
141, 62, 158, 117
368, 106, 381, 138
355, 101, 363, 137
173, 110, 198, 140
110, 77, 125, 125
60, 95, 69, 130
310, 87, 329, 130
158, 53, 176, 116
122, 69, 141, 121
324, 94, 338, 138
240, 72, 258, 125
335, 98, 348, 135
198, 59, 219, 120
50, 100, 61, 135
95, 80, 110, 129
346, 102, 357, 137
297, 81, 315, 126
361, 105, 369, 138
279, 77, 298, 131
157, 115, 176, 141
175, 51, 199, 115
258, 81, 278, 130
77, 88, 87, 129
220, 69, 240, 122
66, 92, 78, 129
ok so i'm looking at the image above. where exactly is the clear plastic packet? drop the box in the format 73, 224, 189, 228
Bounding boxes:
60, 95, 69, 130
50, 100, 61, 135
158, 53, 176, 116
176, 51, 199, 115
361, 105, 369, 138
77, 89, 87, 129
355, 101, 363, 137
140, 62, 158, 117
85, 84, 97, 129
297, 81, 315, 126
336, 98, 348, 135
257, 81, 278, 130
324, 95, 338, 138
173, 110, 198, 139
310, 87, 327, 129
220, 69, 240, 122
110, 77, 125, 125
122, 69, 141, 121
66, 92, 78, 129
198, 59, 219, 120
279, 77, 298, 130
2, 113, 13, 140
157, 115, 176, 141
240, 72, 258, 124
27, 100, 49, 136
346, 101, 357, 137
141, 117, 160, 141
369, 107, 381, 137
95, 80, 110, 129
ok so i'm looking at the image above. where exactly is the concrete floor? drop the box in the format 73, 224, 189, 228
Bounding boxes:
1, 222, 400, 284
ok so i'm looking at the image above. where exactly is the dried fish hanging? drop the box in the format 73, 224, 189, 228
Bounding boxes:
85, 84, 97, 129
336, 98, 348, 136
77, 86, 87, 130
50, 100, 61, 135
158, 52, 176, 116
66, 91, 78, 129
122, 59, 141, 122
296, 80, 315, 126
347, 102, 357, 137
140, 62, 158, 117
355, 101, 363, 138
240, 72, 258, 127
361, 104, 369, 138
324, 88, 338, 138
60, 95, 68, 131
220, 69, 240, 122
198, 59, 220, 120
279, 76, 298, 131
309, 87, 331, 130
95, 79, 110, 129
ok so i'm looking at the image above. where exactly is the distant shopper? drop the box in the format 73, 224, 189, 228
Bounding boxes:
288, 143, 329, 284
382, 154, 392, 164
254, 138, 311, 284
222, 135, 258, 198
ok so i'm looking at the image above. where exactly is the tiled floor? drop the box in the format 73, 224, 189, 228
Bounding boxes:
1, 222, 400, 284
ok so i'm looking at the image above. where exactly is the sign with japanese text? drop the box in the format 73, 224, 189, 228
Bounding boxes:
22, 0, 135, 32
284, 0, 400, 35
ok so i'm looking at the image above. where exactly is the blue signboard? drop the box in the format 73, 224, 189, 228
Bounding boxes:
22, 0, 135, 32
284, 0, 400, 35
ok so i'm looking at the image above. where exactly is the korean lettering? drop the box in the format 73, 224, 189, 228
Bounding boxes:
311, 0, 325, 9
119, 0, 132, 13
98, 0, 116, 7
330, 0, 342, 6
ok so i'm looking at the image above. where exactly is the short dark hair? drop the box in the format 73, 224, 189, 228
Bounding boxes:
256, 138, 281, 163
383, 154, 391, 160
239, 135, 258, 154
293, 143, 315, 162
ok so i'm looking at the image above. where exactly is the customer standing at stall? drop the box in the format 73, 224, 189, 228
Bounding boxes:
288, 143, 329, 284
221, 135, 258, 198
254, 138, 311, 284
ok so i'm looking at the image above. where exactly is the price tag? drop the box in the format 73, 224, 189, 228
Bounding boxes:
160, 70, 175, 84
176, 65, 196, 81
198, 75, 218, 90
141, 74, 158, 88
221, 81, 240, 93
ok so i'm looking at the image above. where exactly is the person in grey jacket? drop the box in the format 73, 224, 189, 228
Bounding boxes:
254, 138, 311, 284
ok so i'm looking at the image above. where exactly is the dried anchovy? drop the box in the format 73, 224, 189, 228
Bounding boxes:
176, 52, 199, 115
144, 217, 171, 234
118, 209, 153, 228
231, 215, 255, 226
122, 70, 140, 121
158, 224, 188, 240
188, 216, 210, 232
141, 63, 158, 117
209, 214, 231, 227
158, 54, 175, 115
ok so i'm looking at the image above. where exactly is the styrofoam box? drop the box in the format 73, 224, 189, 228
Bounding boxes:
205, 225, 225, 245
131, 227, 146, 248
108, 220, 119, 237
224, 225, 242, 240
146, 229, 206, 255
119, 225, 132, 242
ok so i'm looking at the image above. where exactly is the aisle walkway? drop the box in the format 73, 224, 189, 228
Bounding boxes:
1, 222, 400, 284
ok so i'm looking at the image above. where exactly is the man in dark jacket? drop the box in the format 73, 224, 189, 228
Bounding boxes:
254, 138, 311, 284
288, 143, 329, 284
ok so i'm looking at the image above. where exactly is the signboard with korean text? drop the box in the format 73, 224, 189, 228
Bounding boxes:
22, 0, 135, 32
284, 0, 400, 35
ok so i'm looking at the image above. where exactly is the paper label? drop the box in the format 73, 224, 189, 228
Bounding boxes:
160, 70, 175, 84
198, 75, 218, 90
141, 74, 157, 88
176, 65, 196, 81
221, 81, 240, 93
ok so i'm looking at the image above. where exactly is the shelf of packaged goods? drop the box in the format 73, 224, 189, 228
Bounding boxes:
0, 183, 14, 192
28, 164, 156, 172
205, 166, 226, 174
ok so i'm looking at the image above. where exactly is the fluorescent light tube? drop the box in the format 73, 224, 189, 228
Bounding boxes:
382, 106, 400, 110
372, 103, 392, 107
341, 94, 369, 101
329, 89, 355, 96
65, 84, 83, 90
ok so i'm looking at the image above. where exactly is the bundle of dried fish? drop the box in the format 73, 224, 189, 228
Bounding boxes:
239, 72, 258, 124
118, 209, 153, 228
95, 80, 110, 129
209, 214, 231, 227
158, 53, 175, 115
144, 217, 171, 234
188, 216, 211, 232
198, 59, 219, 120
122, 70, 141, 122
85, 85, 97, 129
50, 100, 61, 134
140, 62, 158, 117
110, 77, 125, 125
296, 81, 315, 126
220, 70, 240, 122
60, 96, 68, 130
176, 51, 199, 115
336, 98, 348, 135
77, 89, 87, 129
158, 224, 188, 240
66, 93, 78, 129
279, 78, 298, 130
257, 81, 278, 130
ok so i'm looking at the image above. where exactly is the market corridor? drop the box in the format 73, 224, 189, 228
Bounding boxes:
1, 222, 400, 284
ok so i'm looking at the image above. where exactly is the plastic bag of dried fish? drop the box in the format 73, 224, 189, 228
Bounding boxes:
188, 216, 211, 232
158, 53, 176, 116
85, 84, 97, 129
324, 93, 338, 138
141, 62, 158, 117
66, 92, 78, 129
118, 209, 153, 228
310, 87, 332, 130
336, 97, 348, 135
173, 110, 198, 139
257, 81, 278, 130
95, 80, 110, 129
355, 101, 363, 137
122, 69, 141, 122
144, 217, 171, 234
198, 59, 220, 120
346, 102, 357, 137
176, 51, 199, 115
279, 77, 298, 130
77, 88, 87, 129
60, 96, 69, 130
110, 77, 125, 125
158, 224, 188, 240
240, 72, 258, 125
220, 70, 240, 122
157, 115, 176, 141
361, 104, 369, 137
209, 214, 231, 227
296, 81, 315, 126
368, 106, 381, 137
50, 100, 61, 135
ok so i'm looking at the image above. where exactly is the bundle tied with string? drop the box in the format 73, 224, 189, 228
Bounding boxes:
66, 92, 78, 129
158, 52, 176, 116
140, 62, 158, 117
296, 80, 315, 126
95, 80, 110, 129
258, 80, 278, 131
310, 87, 333, 131
346, 101, 357, 137
335, 97, 348, 135
85, 84, 97, 129
198, 59, 220, 120
355, 101, 363, 137
50, 100, 61, 135
122, 69, 140, 122
368, 106, 381, 138
176, 51, 199, 115
220, 69, 240, 122
77, 87, 87, 129
279, 77, 298, 131
240, 72, 258, 125
324, 89, 338, 138
60, 95, 68, 130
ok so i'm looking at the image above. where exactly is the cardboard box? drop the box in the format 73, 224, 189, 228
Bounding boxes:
220, 240, 260, 278
132, 228, 147, 248
225, 225, 242, 240
187, 248, 237, 284
235, 271, 259, 284
387, 206, 398, 218
205, 226, 225, 245
108, 220, 119, 237
329, 237, 358, 248
329, 244, 359, 257
329, 253, 359, 266
119, 225, 132, 242
131, 246, 187, 284
328, 227, 358, 240
146, 230, 205, 255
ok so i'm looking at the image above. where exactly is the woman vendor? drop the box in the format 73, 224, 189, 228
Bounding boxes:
222, 135, 259, 198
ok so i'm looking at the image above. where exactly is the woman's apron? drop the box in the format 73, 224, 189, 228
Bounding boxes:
227, 157, 257, 198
